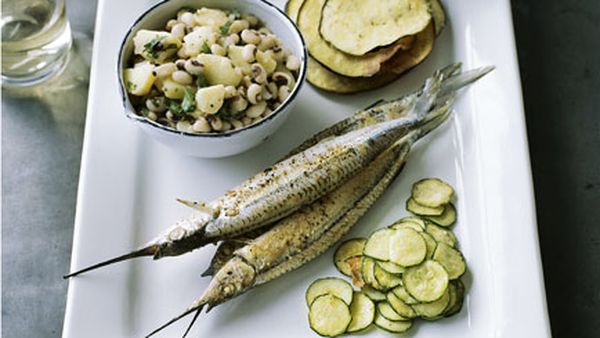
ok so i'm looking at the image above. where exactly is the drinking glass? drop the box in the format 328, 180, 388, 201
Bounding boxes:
1, 0, 72, 86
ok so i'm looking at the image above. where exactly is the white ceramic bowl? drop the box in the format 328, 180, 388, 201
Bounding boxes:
117, 0, 307, 158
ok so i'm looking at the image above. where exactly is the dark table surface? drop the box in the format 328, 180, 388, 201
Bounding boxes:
2, 0, 599, 337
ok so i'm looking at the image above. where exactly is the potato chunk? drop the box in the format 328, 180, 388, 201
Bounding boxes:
182, 26, 217, 57
133, 30, 181, 63
195, 85, 225, 114
196, 54, 242, 86
123, 61, 156, 96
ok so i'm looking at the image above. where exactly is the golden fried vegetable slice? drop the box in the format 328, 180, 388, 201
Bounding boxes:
320, 0, 431, 56
297, 0, 409, 77
306, 58, 400, 94
429, 0, 446, 36
381, 23, 436, 75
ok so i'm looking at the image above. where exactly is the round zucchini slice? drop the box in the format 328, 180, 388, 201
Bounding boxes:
308, 294, 352, 337
411, 178, 455, 208
420, 231, 438, 260
403, 260, 449, 302
396, 216, 427, 229
306, 277, 354, 306
297, 0, 406, 77
406, 197, 445, 216
373, 312, 413, 333
433, 242, 466, 279
426, 223, 458, 247
363, 228, 394, 261
425, 203, 457, 227
334, 238, 366, 276
361, 285, 387, 302
389, 228, 427, 267
391, 285, 418, 305
377, 261, 406, 274
319, 0, 431, 56
444, 279, 465, 317
412, 286, 451, 319
386, 291, 417, 318
390, 221, 424, 233
377, 302, 407, 321
362, 257, 385, 291
346, 292, 375, 333
345, 256, 365, 288
373, 263, 403, 289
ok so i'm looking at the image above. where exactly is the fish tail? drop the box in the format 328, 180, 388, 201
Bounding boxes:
145, 304, 206, 338
439, 65, 495, 98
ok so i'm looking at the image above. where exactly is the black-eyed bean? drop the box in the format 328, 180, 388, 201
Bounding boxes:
242, 116, 252, 126
224, 85, 237, 99
257, 27, 272, 35
229, 20, 249, 34
247, 83, 262, 104
146, 96, 166, 112
285, 55, 301, 71
180, 12, 196, 26
176, 120, 193, 132
177, 48, 187, 58
261, 84, 273, 100
184, 59, 204, 75
192, 117, 212, 132
272, 71, 295, 87
258, 34, 277, 51
222, 121, 232, 131
166, 19, 178, 31
175, 59, 186, 69
210, 116, 223, 131
267, 82, 278, 97
172, 70, 193, 85
278, 85, 290, 102
242, 14, 259, 27
242, 44, 256, 62
223, 33, 240, 47
166, 111, 175, 120
242, 75, 253, 88
231, 96, 248, 112
147, 111, 158, 121
241, 29, 261, 45
251, 63, 267, 83
245, 101, 267, 118
210, 44, 226, 56
171, 23, 186, 40
154, 63, 177, 78
231, 119, 244, 129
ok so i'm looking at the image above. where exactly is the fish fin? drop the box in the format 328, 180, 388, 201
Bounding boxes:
63, 245, 158, 278
439, 65, 495, 97
176, 198, 217, 216
146, 304, 206, 338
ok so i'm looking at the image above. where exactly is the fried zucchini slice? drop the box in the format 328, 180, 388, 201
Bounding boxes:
346, 292, 375, 333
444, 279, 465, 317
412, 178, 455, 208
346, 256, 365, 288
391, 285, 418, 305
308, 294, 351, 336
381, 23, 435, 74
426, 223, 458, 247
429, 0, 446, 36
377, 261, 406, 274
420, 231, 438, 259
374, 263, 403, 289
389, 228, 427, 267
386, 291, 417, 318
297, 0, 408, 77
425, 203, 457, 227
334, 238, 366, 276
306, 277, 354, 306
377, 302, 408, 321
362, 257, 385, 291
361, 285, 387, 301
390, 221, 424, 233
433, 242, 466, 279
412, 286, 451, 319
319, 0, 431, 56
403, 260, 449, 302
406, 197, 445, 216
364, 228, 394, 261
373, 313, 413, 333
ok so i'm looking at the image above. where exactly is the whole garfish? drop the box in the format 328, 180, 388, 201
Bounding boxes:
146, 102, 453, 337
64, 64, 492, 278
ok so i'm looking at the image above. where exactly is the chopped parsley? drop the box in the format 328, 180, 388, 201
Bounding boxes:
216, 101, 244, 121
196, 73, 209, 88
166, 99, 184, 116
200, 40, 212, 54
181, 88, 196, 113
164, 43, 178, 50
126, 81, 137, 91
140, 107, 151, 117
143, 36, 164, 59
219, 20, 233, 35
231, 8, 241, 19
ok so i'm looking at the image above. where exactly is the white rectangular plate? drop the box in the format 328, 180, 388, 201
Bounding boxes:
63, 1, 551, 337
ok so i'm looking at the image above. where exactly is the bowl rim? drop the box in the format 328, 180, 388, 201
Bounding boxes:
117, 0, 307, 139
